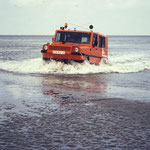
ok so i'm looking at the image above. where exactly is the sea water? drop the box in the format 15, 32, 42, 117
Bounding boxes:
0, 35, 150, 101
0, 35, 150, 74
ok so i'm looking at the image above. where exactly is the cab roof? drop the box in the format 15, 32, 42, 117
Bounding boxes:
55, 29, 107, 37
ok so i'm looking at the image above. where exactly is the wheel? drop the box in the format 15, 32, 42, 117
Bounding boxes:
43, 58, 50, 61
74, 60, 84, 63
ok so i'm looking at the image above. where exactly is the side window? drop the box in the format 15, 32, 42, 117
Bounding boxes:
102, 37, 105, 48
99, 36, 102, 48
92, 34, 98, 47
55, 32, 61, 42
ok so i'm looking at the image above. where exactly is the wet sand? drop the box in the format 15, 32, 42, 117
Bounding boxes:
0, 98, 150, 150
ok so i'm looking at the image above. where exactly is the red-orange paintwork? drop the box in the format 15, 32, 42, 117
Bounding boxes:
41, 27, 108, 65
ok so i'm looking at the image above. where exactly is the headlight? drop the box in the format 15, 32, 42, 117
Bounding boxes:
44, 45, 48, 50
75, 47, 79, 52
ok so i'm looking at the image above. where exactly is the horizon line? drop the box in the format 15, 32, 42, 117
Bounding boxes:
0, 34, 150, 36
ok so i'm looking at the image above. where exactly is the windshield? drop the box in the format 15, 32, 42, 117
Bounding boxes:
55, 31, 91, 44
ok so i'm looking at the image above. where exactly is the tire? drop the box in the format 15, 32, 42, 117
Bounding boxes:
43, 58, 50, 61
74, 60, 84, 63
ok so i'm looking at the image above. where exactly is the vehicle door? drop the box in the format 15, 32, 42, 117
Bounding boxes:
99, 35, 106, 57
99, 35, 103, 57
92, 34, 98, 56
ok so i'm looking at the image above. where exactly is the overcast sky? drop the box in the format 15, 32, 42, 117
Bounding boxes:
0, 0, 150, 35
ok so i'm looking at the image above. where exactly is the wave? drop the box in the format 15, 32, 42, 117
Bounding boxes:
0, 55, 149, 74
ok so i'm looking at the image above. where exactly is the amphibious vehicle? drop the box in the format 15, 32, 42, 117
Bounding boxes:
41, 23, 108, 65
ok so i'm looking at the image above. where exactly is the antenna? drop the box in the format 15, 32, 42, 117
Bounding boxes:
68, 23, 90, 31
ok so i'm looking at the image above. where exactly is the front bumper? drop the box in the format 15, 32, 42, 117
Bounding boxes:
41, 50, 85, 61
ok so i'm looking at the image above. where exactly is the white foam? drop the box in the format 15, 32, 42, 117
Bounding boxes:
0, 53, 149, 74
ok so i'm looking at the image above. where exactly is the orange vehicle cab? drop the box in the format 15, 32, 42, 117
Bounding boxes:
41, 24, 108, 65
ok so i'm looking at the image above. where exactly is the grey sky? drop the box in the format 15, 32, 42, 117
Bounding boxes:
0, 0, 150, 35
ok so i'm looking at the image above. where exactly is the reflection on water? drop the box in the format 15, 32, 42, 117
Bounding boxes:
0, 72, 110, 119
41, 74, 109, 103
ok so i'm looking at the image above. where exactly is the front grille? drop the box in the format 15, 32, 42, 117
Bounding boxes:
49, 46, 71, 51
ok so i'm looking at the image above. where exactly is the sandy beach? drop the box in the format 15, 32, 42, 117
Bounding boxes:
1, 98, 150, 149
